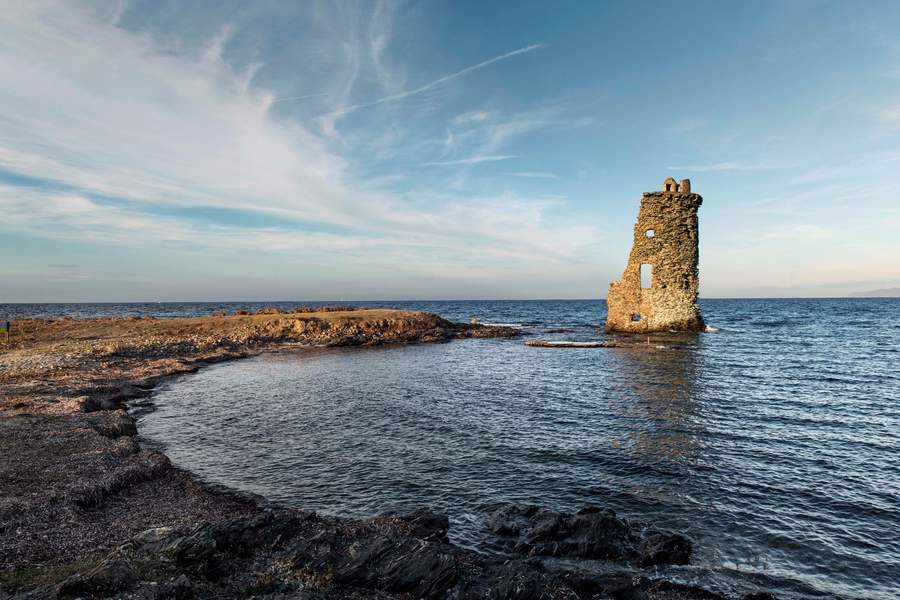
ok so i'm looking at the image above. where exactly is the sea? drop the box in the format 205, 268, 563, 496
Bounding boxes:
3, 299, 898, 600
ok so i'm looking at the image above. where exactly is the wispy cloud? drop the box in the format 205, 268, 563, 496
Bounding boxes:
425, 155, 516, 166
880, 106, 900, 128
667, 161, 779, 172
0, 181, 591, 266
453, 111, 491, 125
666, 117, 706, 135
0, 2, 595, 303
787, 151, 900, 186
508, 171, 559, 179
321, 43, 547, 125
271, 92, 329, 104
762, 224, 833, 241
203, 23, 236, 63
429, 106, 587, 179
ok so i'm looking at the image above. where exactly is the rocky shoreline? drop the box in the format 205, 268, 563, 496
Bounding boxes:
2, 309, 774, 599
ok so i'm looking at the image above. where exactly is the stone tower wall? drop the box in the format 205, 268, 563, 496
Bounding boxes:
605, 185, 704, 333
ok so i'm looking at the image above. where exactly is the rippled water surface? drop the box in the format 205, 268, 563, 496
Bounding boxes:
12, 299, 897, 599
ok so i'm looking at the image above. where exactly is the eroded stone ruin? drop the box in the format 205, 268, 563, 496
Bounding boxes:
605, 177, 704, 333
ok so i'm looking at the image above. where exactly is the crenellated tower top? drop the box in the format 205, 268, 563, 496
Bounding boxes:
662, 177, 691, 193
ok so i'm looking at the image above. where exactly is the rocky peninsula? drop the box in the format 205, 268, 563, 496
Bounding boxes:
1, 309, 773, 600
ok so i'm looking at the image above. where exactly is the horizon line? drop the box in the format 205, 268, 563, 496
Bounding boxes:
2, 296, 898, 305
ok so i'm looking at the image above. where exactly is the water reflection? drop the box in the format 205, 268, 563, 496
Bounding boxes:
611, 343, 704, 463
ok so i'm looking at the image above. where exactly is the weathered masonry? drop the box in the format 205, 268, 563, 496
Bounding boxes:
605, 177, 704, 333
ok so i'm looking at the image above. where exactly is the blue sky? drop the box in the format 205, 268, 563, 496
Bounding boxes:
2, 0, 899, 301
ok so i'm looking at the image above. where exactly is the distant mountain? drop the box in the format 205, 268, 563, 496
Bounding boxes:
850, 288, 900, 297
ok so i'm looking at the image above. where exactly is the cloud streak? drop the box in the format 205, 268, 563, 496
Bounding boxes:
667, 161, 780, 172
508, 171, 559, 179
0, 3, 597, 302
322, 43, 547, 121
425, 155, 516, 166
271, 93, 330, 104
0, 1, 587, 255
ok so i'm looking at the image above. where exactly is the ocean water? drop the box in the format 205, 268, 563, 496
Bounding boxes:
6, 300, 899, 599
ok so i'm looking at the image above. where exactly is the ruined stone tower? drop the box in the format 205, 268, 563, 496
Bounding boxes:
605, 178, 704, 333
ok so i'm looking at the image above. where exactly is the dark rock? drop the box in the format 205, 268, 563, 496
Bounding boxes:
490, 505, 634, 560
154, 574, 194, 600
488, 504, 540, 536
88, 411, 138, 438
489, 504, 691, 566
132, 525, 181, 552
57, 557, 137, 598
472, 561, 579, 600
638, 527, 692, 566
214, 511, 310, 553
41, 507, 763, 600
644, 579, 729, 599
335, 537, 461, 596
398, 508, 450, 542
172, 522, 217, 564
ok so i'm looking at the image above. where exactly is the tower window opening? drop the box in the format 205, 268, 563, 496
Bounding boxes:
640, 264, 653, 289
646, 229, 655, 237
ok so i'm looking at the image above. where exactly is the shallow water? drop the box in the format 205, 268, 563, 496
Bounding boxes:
9, 299, 898, 599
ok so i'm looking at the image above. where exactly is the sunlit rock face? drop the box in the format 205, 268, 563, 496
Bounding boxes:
606, 178, 704, 333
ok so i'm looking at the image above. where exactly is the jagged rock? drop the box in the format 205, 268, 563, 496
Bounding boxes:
57, 557, 138, 598
41, 509, 767, 600
87, 410, 138, 438
153, 574, 193, 600
639, 527, 693, 566
171, 522, 218, 568
396, 508, 450, 542
132, 526, 179, 548
488, 505, 691, 566
639, 579, 729, 600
